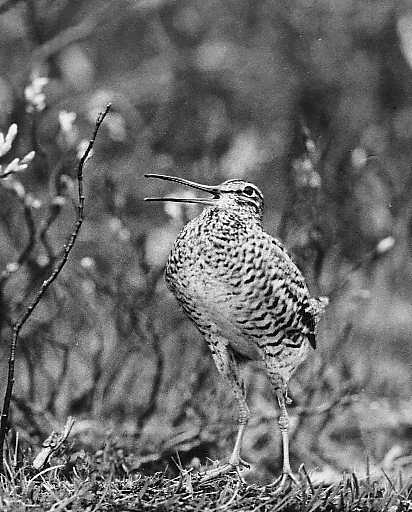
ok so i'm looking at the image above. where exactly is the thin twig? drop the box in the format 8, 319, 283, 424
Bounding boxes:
0, 104, 111, 474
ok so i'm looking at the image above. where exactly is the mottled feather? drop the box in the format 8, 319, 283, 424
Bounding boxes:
165, 195, 325, 383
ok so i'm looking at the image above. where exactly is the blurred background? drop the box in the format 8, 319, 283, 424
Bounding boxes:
0, 0, 411, 483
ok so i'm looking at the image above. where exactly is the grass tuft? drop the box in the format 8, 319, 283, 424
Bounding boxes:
1, 448, 411, 511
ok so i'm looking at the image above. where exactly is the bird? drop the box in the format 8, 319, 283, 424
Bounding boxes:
144, 173, 327, 487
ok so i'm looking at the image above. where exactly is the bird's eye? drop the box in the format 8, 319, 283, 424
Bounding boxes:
243, 186, 254, 196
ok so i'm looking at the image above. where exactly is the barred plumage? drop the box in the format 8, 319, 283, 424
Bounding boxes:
145, 174, 327, 487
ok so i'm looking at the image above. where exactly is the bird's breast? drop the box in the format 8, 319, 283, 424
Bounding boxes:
164, 210, 314, 374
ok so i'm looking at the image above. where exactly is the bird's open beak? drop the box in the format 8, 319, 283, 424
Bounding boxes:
144, 173, 219, 206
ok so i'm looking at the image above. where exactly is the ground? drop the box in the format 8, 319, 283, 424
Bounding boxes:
1, 451, 411, 511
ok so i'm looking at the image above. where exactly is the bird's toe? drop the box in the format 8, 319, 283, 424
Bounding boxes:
266, 471, 299, 493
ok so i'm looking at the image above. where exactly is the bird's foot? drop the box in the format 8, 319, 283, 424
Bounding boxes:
229, 455, 250, 470
266, 471, 299, 493
230, 457, 250, 484
197, 458, 249, 484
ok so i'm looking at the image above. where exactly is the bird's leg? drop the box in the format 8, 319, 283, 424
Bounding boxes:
229, 421, 248, 467
199, 418, 249, 484
198, 341, 250, 483
268, 387, 298, 490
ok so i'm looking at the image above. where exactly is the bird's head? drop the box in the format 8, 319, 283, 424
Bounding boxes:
144, 174, 264, 220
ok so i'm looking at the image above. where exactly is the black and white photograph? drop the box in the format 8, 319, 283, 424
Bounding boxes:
0, 1, 411, 510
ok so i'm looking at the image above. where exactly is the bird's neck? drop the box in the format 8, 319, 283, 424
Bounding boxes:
200, 205, 263, 229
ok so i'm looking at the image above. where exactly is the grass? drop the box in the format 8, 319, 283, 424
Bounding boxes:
1, 447, 411, 511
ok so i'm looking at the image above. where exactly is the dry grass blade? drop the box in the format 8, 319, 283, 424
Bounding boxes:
32, 417, 75, 470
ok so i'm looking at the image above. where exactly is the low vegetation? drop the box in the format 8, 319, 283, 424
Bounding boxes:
1, 440, 411, 511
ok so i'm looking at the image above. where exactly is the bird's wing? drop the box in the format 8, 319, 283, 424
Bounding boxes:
223, 232, 319, 351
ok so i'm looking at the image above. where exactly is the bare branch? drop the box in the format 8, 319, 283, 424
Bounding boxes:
0, 104, 111, 474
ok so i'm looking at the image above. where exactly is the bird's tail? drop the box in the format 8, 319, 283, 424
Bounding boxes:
302, 296, 329, 349
308, 296, 329, 321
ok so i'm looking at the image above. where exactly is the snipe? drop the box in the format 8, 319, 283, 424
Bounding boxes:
145, 173, 327, 488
